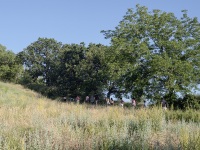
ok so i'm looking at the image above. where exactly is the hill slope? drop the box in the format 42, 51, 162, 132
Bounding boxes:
0, 81, 44, 107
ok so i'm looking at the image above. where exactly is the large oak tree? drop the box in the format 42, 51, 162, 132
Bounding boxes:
102, 5, 200, 103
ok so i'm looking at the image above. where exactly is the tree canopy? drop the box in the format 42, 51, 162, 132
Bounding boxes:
102, 5, 200, 103
0, 44, 22, 82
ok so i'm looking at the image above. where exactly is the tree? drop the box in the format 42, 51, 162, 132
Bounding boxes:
102, 5, 200, 103
57, 43, 109, 100
16, 38, 62, 98
18, 38, 62, 87
57, 43, 86, 98
78, 43, 109, 97
0, 44, 22, 82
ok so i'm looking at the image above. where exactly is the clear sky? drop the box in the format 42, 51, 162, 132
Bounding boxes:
0, 0, 200, 54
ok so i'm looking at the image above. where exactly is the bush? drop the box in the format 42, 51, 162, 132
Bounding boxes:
180, 94, 200, 110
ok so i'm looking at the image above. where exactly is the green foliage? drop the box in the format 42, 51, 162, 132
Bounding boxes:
102, 5, 200, 103
17, 38, 62, 98
179, 94, 200, 110
19, 41, 109, 99
0, 44, 22, 82
56, 43, 87, 97
165, 109, 200, 122
78, 44, 109, 96
18, 38, 62, 87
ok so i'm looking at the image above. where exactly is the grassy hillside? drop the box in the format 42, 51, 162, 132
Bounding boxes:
0, 81, 43, 107
0, 81, 200, 149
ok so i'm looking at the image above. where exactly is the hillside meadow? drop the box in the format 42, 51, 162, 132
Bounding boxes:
0, 81, 200, 150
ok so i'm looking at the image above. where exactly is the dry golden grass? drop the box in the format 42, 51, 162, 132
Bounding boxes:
0, 81, 200, 149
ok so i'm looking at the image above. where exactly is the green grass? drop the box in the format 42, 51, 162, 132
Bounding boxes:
0, 81, 200, 149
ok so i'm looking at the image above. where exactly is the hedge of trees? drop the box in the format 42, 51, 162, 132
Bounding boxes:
1, 5, 200, 109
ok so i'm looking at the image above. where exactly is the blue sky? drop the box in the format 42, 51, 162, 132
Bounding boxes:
0, 0, 200, 54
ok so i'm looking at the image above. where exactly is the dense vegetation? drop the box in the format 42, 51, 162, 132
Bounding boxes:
0, 81, 200, 149
0, 44, 22, 82
1, 5, 200, 109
